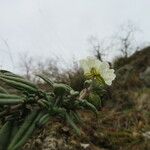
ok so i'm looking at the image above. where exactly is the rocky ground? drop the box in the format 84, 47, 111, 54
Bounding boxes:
22, 108, 150, 150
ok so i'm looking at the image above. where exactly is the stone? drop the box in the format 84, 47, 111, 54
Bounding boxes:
140, 66, 150, 87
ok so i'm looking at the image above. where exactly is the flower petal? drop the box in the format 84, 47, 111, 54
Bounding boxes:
80, 57, 116, 86
79, 59, 90, 74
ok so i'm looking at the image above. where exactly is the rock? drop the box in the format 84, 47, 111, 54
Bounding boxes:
35, 138, 42, 145
136, 89, 150, 111
62, 126, 70, 132
80, 143, 90, 149
42, 137, 57, 150
140, 66, 150, 87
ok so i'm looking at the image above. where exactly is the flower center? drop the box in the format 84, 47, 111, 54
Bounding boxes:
85, 67, 106, 85
90, 67, 100, 77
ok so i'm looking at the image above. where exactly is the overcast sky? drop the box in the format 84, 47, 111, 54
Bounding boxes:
0, 0, 150, 73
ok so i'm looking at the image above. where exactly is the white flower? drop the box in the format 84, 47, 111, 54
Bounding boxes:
80, 57, 116, 85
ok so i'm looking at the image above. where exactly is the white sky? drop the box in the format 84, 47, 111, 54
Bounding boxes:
0, 0, 150, 73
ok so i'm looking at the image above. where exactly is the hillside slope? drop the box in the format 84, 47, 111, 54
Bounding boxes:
110, 47, 150, 110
